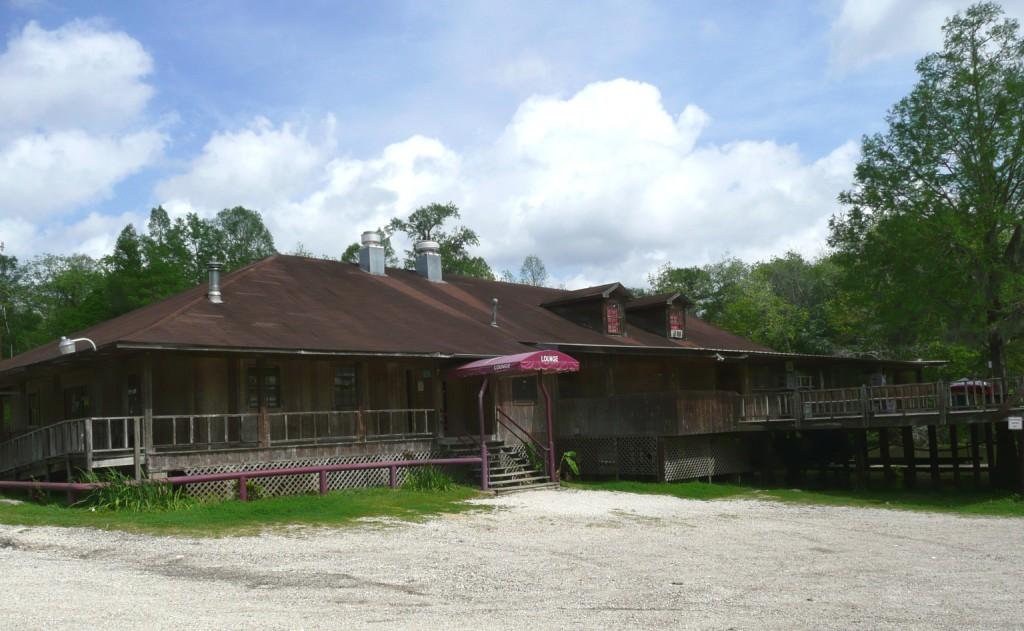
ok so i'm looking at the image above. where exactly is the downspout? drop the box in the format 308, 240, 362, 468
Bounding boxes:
538, 374, 557, 483
477, 377, 490, 491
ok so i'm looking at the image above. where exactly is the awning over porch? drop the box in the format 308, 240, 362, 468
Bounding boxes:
447, 350, 580, 379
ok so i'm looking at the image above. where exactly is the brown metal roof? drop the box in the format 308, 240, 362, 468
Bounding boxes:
539, 282, 630, 307
624, 292, 693, 310
0, 255, 775, 374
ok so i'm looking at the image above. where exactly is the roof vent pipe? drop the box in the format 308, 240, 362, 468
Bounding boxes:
207, 261, 223, 304
359, 231, 386, 276
491, 298, 499, 327
414, 240, 442, 282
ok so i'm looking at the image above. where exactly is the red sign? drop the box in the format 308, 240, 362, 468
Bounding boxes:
669, 308, 684, 332
606, 302, 622, 335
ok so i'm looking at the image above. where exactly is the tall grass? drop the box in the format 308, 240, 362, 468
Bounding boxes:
404, 465, 455, 491
78, 470, 195, 512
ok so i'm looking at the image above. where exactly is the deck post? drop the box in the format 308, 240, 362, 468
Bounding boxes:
927, 425, 940, 486
970, 423, 982, 488
132, 416, 142, 481
902, 425, 916, 489
83, 419, 93, 473
389, 465, 398, 489
318, 470, 328, 495
879, 427, 893, 484
143, 353, 154, 460
860, 385, 870, 427
949, 424, 960, 485
853, 429, 868, 489
985, 423, 996, 487
937, 379, 947, 425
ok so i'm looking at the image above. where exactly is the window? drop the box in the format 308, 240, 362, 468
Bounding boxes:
27, 392, 40, 426
669, 307, 684, 336
247, 366, 282, 409
333, 366, 358, 410
63, 386, 91, 418
606, 301, 623, 335
510, 376, 537, 403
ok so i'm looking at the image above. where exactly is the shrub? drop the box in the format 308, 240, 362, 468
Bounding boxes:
523, 442, 545, 471
404, 465, 454, 492
78, 470, 194, 512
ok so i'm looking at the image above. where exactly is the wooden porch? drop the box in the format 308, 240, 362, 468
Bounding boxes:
0, 408, 436, 479
556, 377, 1024, 437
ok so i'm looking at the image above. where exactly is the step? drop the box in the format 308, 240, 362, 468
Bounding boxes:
487, 469, 546, 479
489, 475, 553, 487
492, 482, 561, 495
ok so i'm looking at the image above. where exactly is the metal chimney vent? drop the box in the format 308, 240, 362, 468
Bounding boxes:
207, 261, 223, 304
359, 231, 386, 276
414, 240, 442, 282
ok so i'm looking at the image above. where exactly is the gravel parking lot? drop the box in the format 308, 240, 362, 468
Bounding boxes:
1, 488, 1021, 630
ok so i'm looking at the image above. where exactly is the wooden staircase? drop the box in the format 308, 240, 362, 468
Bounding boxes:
443, 439, 559, 494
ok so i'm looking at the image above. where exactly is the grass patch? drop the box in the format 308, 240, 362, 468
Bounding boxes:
568, 480, 1024, 517
757, 486, 1024, 517
0, 486, 481, 537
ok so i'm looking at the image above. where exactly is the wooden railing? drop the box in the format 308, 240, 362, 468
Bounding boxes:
0, 418, 88, 474
1, 409, 437, 475
267, 409, 434, 445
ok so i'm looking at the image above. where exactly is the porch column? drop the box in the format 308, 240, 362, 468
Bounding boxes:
143, 353, 154, 462
879, 427, 893, 485
539, 374, 556, 483
927, 425, 940, 486
477, 377, 490, 491
970, 423, 982, 488
902, 426, 916, 489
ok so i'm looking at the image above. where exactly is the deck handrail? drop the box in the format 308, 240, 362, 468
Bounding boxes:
0, 418, 90, 475
0, 455, 485, 503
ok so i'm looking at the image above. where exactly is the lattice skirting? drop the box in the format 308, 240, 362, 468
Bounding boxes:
181, 451, 441, 501
662, 435, 751, 481
557, 437, 658, 478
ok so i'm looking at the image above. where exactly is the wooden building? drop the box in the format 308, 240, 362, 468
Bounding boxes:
1, 235, 1008, 493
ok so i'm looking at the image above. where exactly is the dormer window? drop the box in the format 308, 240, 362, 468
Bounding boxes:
624, 292, 692, 339
540, 282, 633, 336
669, 307, 685, 338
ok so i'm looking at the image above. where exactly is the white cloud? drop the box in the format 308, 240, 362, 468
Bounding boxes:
157, 117, 332, 214
157, 78, 858, 287
0, 130, 163, 219
0, 20, 154, 135
0, 20, 164, 234
829, 0, 1024, 70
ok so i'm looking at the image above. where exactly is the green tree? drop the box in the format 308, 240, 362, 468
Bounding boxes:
213, 206, 277, 272
829, 2, 1024, 485
388, 202, 494, 279
649, 257, 749, 323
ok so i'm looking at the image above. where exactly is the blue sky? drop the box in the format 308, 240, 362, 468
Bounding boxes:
2, 0, 1022, 287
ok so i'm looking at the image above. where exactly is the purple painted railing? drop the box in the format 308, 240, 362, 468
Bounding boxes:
0, 456, 484, 504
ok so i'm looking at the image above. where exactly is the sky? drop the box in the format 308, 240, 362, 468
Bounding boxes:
2, 0, 1024, 289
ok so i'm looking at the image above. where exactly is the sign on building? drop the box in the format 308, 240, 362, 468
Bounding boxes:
1008, 416, 1023, 431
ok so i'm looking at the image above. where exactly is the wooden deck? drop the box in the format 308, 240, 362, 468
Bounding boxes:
0, 408, 436, 479
555, 377, 1024, 438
